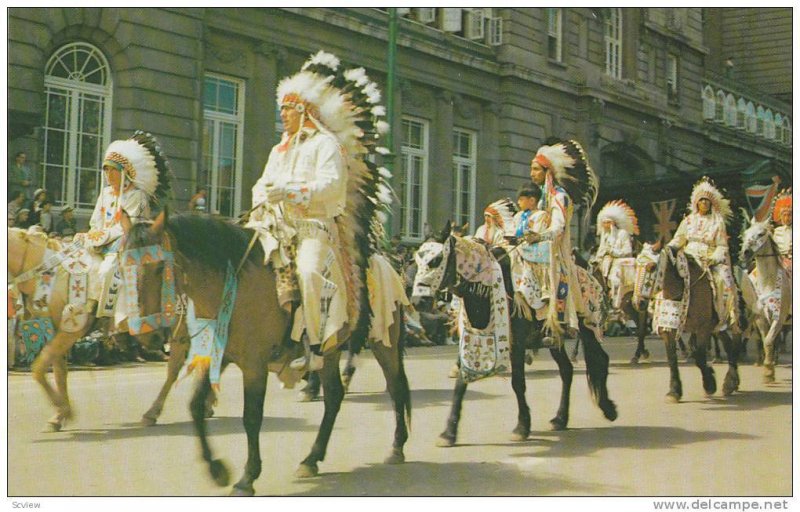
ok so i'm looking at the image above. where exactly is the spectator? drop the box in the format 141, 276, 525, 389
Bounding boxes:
26, 188, 47, 226
14, 208, 30, 229
54, 206, 77, 237
8, 190, 25, 220
189, 187, 208, 213
38, 200, 54, 233
8, 151, 33, 199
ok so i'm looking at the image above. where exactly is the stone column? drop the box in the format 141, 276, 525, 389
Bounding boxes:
428, 89, 454, 233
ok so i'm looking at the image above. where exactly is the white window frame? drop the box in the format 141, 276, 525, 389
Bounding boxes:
715, 90, 726, 123
764, 109, 775, 139
724, 94, 737, 127
42, 42, 113, 211
774, 114, 783, 142
399, 116, 430, 242
452, 128, 477, 232
202, 73, 245, 218
666, 54, 679, 101
756, 105, 765, 135
547, 8, 563, 62
604, 8, 623, 79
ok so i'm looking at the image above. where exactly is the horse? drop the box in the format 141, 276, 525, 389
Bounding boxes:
413, 223, 616, 447
739, 217, 792, 383
7, 227, 171, 432
122, 211, 411, 496
654, 246, 741, 402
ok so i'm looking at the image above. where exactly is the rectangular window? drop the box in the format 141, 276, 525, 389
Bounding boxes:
202, 74, 245, 218
400, 117, 429, 242
604, 8, 622, 79
452, 129, 477, 233
666, 54, 679, 102
547, 8, 563, 62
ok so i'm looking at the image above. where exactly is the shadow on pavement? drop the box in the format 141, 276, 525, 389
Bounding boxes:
280, 460, 619, 496
505, 425, 756, 460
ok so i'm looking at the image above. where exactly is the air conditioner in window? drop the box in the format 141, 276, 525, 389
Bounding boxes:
486, 17, 503, 46
440, 8, 462, 32
396, 7, 411, 16
464, 9, 485, 39
415, 7, 436, 24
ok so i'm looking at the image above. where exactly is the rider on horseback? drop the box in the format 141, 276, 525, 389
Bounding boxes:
74, 131, 171, 330
524, 139, 600, 346
772, 189, 792, 276
591, 200, 639, 311
667, 177, 739, 334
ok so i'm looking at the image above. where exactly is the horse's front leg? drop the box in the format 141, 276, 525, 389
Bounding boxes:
663, 331, 682, 403
191, 373, 230, 488
296, 350, 344, 478
718, 330, 741, 395
548, 344, 573, 431
693, 332, 716, 396
629, 300, 650, 363
580, 322, 617, 421
31, 331, 82, 432
231, 367, 269, 496
142, 335, 189, 426
509, 317, 531, 440
437, 373, 468, 447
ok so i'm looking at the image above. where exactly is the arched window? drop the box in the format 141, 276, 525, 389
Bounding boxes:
736, 98, 747, 130
781, 117, 791, 145
702, 86, 715, 121
756, 106, 765, 136
764, 109, 775, 139
724, 94, 736, 127
42, 42, 112, 209
745, 102, 756, 133
715, 90, 725, 123
774, 113, 783, 142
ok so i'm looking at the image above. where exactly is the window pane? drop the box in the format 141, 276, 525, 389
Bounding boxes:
204, 79, 217, 111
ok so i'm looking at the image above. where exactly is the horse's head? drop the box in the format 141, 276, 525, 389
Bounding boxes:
120, 208, 177, 350
739, 216, 773, 267
7, 227, 60, 293
411, 221, 456, 301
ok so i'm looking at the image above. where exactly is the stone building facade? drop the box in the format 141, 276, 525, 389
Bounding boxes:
8, 7, 792, 248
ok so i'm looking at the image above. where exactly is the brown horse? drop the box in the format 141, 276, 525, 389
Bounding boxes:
7, 228, 170, 431
656, 246, 740, 402
122, 212, 411, 496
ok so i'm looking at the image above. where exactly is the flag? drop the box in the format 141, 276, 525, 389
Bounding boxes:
745, 175, 782, 222
652, 199, 678, 243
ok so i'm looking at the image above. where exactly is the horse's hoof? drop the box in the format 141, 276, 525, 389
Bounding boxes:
510, 430, 529, 442
629, 356, 640, 364
641, 350, 651, 362
294, 463, 319, 478
204, 407, 215, 419
665, 392, 681, 403
230, 484, 255, 497
209, 459, 230, 487
549, 417, 568, 431
41, 420, 62, 433
297, 391, 317, 402
600, 400, 618, 421
342, 374, 352, 393
447, 364, 459, 379
722, 373, 739, 396
384, 449, 405, 464
436, 434, 456, 447
140, 415, 157, 427
763, 374, 776, 384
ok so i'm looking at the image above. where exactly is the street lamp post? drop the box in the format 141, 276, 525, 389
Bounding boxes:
384, 7, 398, 237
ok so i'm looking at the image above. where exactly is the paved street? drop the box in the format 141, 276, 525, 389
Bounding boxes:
6, 335, 792, 497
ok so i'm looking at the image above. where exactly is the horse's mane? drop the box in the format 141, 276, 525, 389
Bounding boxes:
129, 214, 264, 273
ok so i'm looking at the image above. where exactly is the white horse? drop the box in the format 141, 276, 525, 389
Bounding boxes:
739, 218, 792, 383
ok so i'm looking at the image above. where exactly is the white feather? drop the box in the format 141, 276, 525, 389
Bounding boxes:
375, 146, 391, 155
375, 120, 390, 135
371, 105, 386, 117
378, 167, 392, 178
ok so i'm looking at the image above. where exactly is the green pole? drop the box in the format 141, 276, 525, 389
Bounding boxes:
385, 7, 398, 237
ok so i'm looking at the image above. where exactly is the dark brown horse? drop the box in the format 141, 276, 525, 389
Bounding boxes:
656, 246, 740, 402
413, 223, 616, 446
122, 212, 411, 496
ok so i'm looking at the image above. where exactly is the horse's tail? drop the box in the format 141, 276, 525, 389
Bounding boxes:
579, 319, 611, 409
397, 311, 412, 429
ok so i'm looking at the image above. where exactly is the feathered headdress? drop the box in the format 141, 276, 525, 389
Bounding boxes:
103, 131, 172, 201
279, 50, 393, 348
689, 176, 731, 222
771, 188, 792, 223
534, 140, 599, 212
483, 198, 518, 237
597, 200, 639, 236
